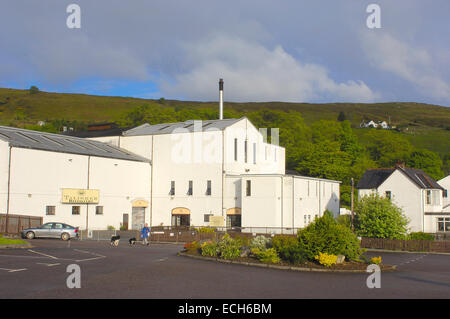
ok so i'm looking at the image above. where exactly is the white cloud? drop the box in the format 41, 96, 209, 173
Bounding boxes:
361, 32, 450, 103
160, 36, 379, 103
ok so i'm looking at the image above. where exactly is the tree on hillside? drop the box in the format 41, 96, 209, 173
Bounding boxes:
355, 194, 409, 239
337, 111, 346, 122
365, 129, 414, 167
406, 149, 444, 180
29, 86, 39, 94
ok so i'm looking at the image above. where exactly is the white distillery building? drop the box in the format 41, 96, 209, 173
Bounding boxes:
357, 165, 447, 233
0, 118, 340, 232
91, 117, 341, 231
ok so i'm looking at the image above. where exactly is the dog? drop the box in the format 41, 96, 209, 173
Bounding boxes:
110, 235, 120, 246
128, 237, 137, 246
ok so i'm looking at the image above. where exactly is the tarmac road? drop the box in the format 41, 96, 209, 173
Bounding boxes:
0, 239, 449, 299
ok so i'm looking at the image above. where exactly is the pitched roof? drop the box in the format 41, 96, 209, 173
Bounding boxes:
357, 167, 444, 190
123, 118, 243, 136
0, 126, 149, 163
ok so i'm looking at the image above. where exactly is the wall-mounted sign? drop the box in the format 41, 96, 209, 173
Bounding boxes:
226, 207, 241, 215
62, 189, 99, 204
172, 207, 190, 215
209, 216, 225, 227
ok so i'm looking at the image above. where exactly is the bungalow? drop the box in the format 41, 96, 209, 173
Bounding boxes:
357, 164, 447, 233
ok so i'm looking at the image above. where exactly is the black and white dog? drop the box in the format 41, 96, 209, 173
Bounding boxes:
110, 235, 120, 246
129, 237, 137, 246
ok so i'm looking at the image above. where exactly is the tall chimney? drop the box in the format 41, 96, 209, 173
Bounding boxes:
219, 78, 224, 120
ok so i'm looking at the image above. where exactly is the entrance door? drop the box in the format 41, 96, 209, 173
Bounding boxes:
131, 208, 145, 230
171, 215, 190, 227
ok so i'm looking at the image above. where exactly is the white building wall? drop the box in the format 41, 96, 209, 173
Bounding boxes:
4, 146, 150, 230
438, 175, 450, 209
0, 141, 10, 214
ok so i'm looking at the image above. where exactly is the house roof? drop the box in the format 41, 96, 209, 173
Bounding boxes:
123, 118, 244, 136
0, 126, 149, 163
357, 167, 444, 190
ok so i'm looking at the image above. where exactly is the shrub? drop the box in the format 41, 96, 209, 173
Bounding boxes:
370, 256, 382, 265
272, 235, 307, 264
251, 248, 280, 264
201, 240, 218, 257
217, 234, 241, 260
107, 225, 115, 230
314, 252, 338, 267
29, 86, 39, 94
336, 215, 352, 229
250, 235, 272, 250
197, 227, 216, 233
406, 232, 434, 241
297, 212, 361, 261
184, 241, 200, 253
355, 194, 409, 239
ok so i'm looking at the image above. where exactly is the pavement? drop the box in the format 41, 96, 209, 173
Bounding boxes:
0, 239, 449, 299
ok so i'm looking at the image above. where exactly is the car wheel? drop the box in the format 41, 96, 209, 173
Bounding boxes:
26, 231, 35, 240
61, 233, 70, 241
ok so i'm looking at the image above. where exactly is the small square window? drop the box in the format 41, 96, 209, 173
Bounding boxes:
72, 206, 80, 215
204, 214, 213, 222
96, 206, 103, 215
46, 206, 55, 215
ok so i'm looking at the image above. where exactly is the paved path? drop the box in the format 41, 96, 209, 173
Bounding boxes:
0, 239, 448, 299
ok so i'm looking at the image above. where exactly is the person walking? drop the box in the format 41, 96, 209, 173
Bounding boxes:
141, 223, 151, 246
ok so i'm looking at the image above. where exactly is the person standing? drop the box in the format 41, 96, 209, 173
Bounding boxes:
141, 223, 151, 246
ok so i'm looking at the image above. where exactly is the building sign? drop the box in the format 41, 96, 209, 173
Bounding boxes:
226, 207, 241, 215
172, 207, 190, 215
62, 189, 99, 204
209, 216, 225, 227
132, 200, 149, 208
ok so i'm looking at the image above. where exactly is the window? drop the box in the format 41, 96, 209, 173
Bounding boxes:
96, 206, 103, 215
308, 215, 311, 223
53, 223, 63, 229
234, 138, 238, 161
244, 140, 248, 163
304, 215, 307, 224
437, 218, 450, 232
187, 180, 193, 196
253, 143, 256, 164
72, 206, 80, 215
385, 191, 392, 200
246, 180, 251, 197
426, 190, 441, 205
206, 180, 211, 196
170, 181, 175, 196
426, 190, 431, 205
204, 214, 213, 222
444, 190, 448, 198
46, 206, 55, 215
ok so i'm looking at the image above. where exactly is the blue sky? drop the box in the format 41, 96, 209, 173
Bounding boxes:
0, 0, 449, 106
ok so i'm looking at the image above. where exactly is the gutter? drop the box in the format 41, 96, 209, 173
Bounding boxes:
6, 146, 12, 233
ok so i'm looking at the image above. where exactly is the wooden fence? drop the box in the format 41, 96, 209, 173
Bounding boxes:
0, 214, 43, 234
361, 237, 450, 253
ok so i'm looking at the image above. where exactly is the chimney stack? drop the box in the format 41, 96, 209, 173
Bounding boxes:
219, 78, 224, 120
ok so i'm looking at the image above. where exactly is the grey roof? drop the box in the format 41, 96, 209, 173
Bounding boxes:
123, 118, 244, 136
0, 126, 149, 163
357, 167, 444, 190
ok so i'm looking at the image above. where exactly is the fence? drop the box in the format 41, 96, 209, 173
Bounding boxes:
0, 214, 43, 234
360, 237, 450, 253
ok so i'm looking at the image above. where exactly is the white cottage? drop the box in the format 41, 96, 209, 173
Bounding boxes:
357, 165, 447, 233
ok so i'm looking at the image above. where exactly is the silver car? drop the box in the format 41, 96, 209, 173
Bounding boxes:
21, 222, 79, 241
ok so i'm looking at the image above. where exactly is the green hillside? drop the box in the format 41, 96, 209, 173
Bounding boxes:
0, 87, 449, 208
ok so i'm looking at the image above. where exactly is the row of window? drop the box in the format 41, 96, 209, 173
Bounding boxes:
170, 180, 212, 196
46, 205, 103, 215
233, 139, 277, 164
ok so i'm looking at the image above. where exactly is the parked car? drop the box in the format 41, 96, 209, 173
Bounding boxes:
21, 222, 79, 241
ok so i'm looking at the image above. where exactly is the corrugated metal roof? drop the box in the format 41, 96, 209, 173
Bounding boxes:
123, 118, 244, 136
0, 126, 149, 163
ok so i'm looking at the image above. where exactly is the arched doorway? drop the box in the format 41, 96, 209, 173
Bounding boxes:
226, 207, 241, 228
171, 207, 191, 227
131, 199, 148, 230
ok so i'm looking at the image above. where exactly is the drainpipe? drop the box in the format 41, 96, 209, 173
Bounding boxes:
222, 130, 225, 227
6, 146, 12, 233
292, 176, 295, 230
150, 136, 154, 228
86, 156, 90, 231
280, 176, 284, 231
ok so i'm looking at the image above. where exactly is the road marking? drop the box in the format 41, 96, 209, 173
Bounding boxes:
73, 249, 106, 262
36, 263, 61, 267
28, 249, 58, 260
0, 267, 27, 273
155, 258, 168, 262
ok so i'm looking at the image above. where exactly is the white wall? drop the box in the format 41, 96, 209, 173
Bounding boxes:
0, 140, 11, 214
4, 146, 151, 230
438, 175, 450, 208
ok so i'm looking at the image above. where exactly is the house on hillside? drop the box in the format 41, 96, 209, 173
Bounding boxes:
357, 164, 447, 233
360, 120, 390, 129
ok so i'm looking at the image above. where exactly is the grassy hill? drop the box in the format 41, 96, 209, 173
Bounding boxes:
0, 87, 449, 155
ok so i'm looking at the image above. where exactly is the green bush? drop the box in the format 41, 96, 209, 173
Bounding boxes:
250, 235, 272, 250
355, 194, 409, 239
217, 234, 241, 260
201, 240, 218, 257
272, 235, 307, 264
107, 225, 115, 230
196, 227, 216, 233
406, 232, 434, 241
297, 212, 361, 261
251, 248, 280, 264
336, 215, 352, 229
